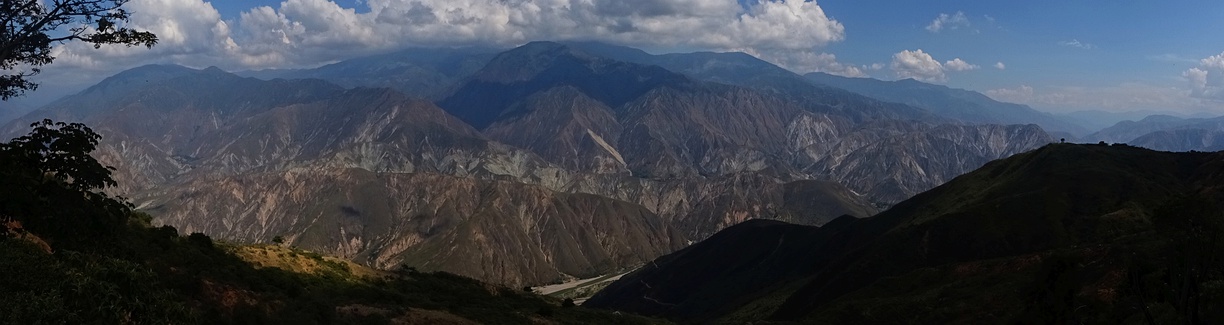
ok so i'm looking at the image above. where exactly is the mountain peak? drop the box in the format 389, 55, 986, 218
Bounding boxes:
472, 41, 601, 82
101, 64, 198, 83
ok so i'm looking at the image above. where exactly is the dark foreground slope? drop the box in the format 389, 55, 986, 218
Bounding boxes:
587, 144, 1224, 324
1, 224, 667, 324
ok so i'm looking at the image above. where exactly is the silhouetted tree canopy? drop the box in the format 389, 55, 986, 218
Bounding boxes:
0, 119, 132, 245
1, 0, 158, 100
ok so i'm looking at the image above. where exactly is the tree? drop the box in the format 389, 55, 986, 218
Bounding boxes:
0, 119, 132, 246
1, 0, 158, 100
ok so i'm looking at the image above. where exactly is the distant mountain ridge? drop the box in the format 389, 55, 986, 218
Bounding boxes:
238, 47, 499, 100
804, 72, 1089, 135
561, 41, 943, 124
1086, 114, 1224, 152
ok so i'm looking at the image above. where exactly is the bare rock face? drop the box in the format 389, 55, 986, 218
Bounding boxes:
811, 123, 1053, 203
146, 169, 685, 287
4, 43, 1055, 287
441, 42, 1053, 207
482, 86, 629, 174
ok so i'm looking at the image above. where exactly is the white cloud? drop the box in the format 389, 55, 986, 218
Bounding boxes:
1183, 52, 1224, 101
925, 11, 969, 33
1058, 39, 1095, 49
943, 58, 979, 71
1202, 51, 1224, 70
727, 0, 845, 50
1184, 68, 1209, 93
47, 0, 847, 69
50, 0, 241, 69
890, 50, 978, 83
985, 85, 1034, 103
750, 50, 864, 77
892, 49, 945, 82
864, 63, 884, 71
33, 0, 851, 90
994, 61, 1006, 70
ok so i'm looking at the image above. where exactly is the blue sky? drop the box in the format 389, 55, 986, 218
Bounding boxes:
13, 0, 1224, 115
820, 1, 1224, 88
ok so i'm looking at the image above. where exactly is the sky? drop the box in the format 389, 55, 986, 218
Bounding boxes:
6, 0, 1224, 116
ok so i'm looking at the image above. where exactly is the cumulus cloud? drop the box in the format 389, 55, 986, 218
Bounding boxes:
1183, 51, 1224, 101
750, 50, 864, 77
891, 49, 945, 82
1184, 68, 1209, 92
890, 50, 980, 82
994, 61, 1006, 70
925, 11, 969, 33
1202, 51, 1224, 70
1058, 39, 1094, 49
943, 58, 979, 71
44, 0, 848, 75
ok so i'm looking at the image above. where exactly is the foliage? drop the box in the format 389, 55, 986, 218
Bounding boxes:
0, 0, 158, 99
0, 119, 132, 247
0, 240, 196, 324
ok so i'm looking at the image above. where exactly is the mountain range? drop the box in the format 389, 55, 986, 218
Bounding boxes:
5, 41, 1060, 287
805, 72, 1089, 135
1085, 114, 1224, 151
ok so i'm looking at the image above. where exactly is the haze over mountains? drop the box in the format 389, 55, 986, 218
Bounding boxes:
805, 72, 1090, 136
5, 41, 1102, 288
1084, 115, 1224, 151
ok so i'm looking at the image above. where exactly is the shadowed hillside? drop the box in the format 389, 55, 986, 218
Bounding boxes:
588, 143, 1224, 324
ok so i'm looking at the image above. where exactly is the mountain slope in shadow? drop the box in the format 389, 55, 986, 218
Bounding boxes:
587, 143, 1224, 323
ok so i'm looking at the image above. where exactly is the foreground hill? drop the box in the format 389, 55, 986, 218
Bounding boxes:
1, 217, 665, 324
587, 144, 1224, 323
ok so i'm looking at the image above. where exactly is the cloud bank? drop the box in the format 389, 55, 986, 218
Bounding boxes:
44, 0, 856, 76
